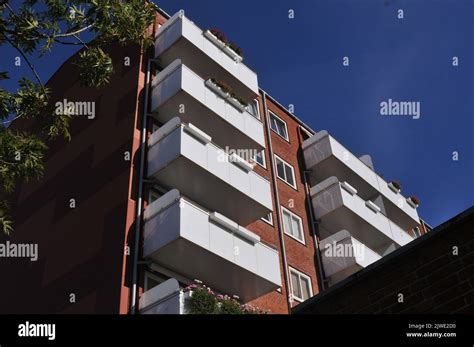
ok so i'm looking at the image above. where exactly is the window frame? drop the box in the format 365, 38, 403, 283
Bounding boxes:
252, 149, 266, 168
289, 267, 313, 303
148, 189, 162, 204
247, 99, 261, 120
281, 207, 305, 244
269, 111, 289, 141
261, 212, 273, 225
144, 271, 166, 291
274, 155, 297, 189
413, 226, 422, 238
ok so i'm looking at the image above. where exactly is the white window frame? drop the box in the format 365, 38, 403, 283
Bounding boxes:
247, 99, 261, 120
413, 226, 421, 238
289, 267, 313, 303
274, 155, 297, 189
261, 212, 273, 225
252, 149, 266, 168
281, 207, 305, 244
269, 111, 289, 141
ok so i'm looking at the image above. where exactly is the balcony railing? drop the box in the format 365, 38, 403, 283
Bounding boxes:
154, 11, 258, 102
319, 230, 382, 285
142, 190, 282, 302
150, 60, 265, 151
311, 177, 414, 254
303, 131, 420, 231
147, 117, 272, 225
140, 279, 189, 314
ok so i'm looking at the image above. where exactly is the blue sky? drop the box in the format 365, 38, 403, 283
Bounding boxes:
1, 0, 473, 227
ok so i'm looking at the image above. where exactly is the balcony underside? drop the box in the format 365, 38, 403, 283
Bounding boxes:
320, 230, 382, 286
150, 156, 271, 225
143, 192, 281, 302
155, 12, 258, 102
150, 62, 264, 152
312, 177, 413, 254
153, 88, 263, 152
303, 132, 420, 231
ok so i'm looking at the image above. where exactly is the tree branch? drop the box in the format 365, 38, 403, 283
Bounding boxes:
54, 24, 93, 38
0, 32, 47, 96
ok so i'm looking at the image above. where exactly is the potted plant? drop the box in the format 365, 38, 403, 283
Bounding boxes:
205, 78, 231, 99
184, 281, 267, 314
388, 180, 401, 193
205, 78, 248, 112
407, 195, 420, 208
204, 28, 244, 62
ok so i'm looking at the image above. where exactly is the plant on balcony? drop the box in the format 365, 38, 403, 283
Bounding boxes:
388, 180, 401, 193
184, 282, 268, 314
186, 285, 219, 314
408, 195, 420, 207
210, 28, 227, 43
206, 28, 244, 59
209, 78, 232, 95
207, 78, 248, 109
228, 41, 244, 58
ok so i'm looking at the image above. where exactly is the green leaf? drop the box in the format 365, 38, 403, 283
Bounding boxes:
74, 47, 113, 87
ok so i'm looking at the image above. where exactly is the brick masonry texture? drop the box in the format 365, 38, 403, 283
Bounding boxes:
293, 207, 474, 314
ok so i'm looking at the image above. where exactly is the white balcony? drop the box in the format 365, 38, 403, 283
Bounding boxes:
140, 279, 190, 314
143, 190, 282, 302
147, 118, 272, 225
319, 230, 382, 285
150, 60, 265, 151
154, 11, 258, 102
303, 131, 420, 231
311, 177, 414, 254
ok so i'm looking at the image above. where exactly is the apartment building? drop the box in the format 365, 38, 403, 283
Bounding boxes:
0, 8, 427, 314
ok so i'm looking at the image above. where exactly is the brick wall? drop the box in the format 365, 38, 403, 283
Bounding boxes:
293, 207, 474, 314
246, 95, 321, 313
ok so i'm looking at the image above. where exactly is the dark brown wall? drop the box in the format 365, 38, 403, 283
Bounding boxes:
0, 43, 143, 313
293, 207, 474, 314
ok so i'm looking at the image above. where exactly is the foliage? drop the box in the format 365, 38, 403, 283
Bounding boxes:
187, 287, 219, 314
75, 47, 113, 87
0, 0, 159, 235
208, 78, 248, 108
185, 282, 268, 315
409, 196, 420, 205
208, 27, 244, 58
389, 180, 401, 191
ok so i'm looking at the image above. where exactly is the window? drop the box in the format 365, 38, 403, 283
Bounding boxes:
282, 207, 305, 243
261, 212, 273, 225
275, 155, 296, 188
413, 227, 421, 238
252, 150, 266, 168
144, 272, 166, 291
289, 268, 312, 302
269, 111, 289, 140
151, 123, 160, 133
149, 189, 161, 204
247, 99, 260, 119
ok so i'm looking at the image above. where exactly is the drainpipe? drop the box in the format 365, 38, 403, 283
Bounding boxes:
130, 57, 157, 314
261, 91, 292, 313
296, 127, 327, 292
